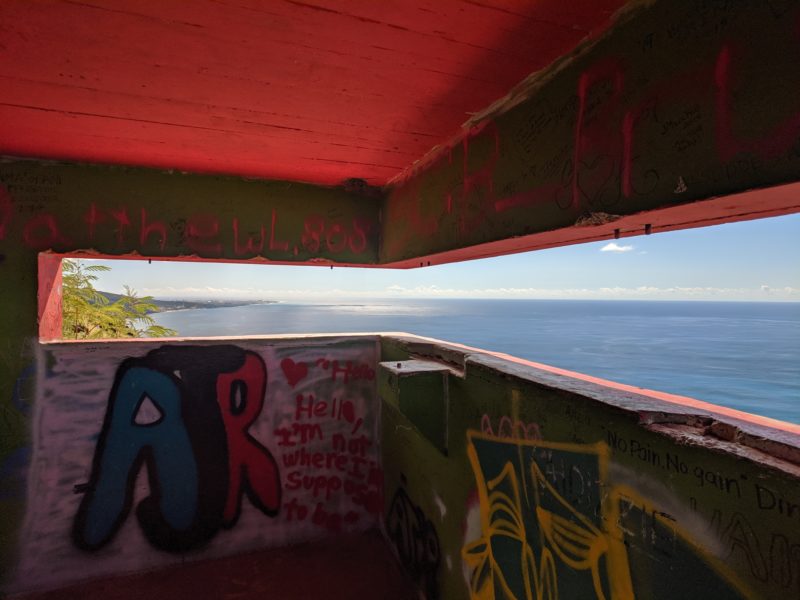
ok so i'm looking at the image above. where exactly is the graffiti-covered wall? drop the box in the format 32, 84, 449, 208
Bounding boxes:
379, 336, 800, 600
0, 161, 382, 583
7, 336, 381, 595
381, 0, 800, 263
2, 330, 799, 598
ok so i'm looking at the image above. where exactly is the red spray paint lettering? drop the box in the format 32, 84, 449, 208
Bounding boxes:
232, 217, 265, 256
1, 194, 372, 258
216, 352, 280, 524
23, 214, 69, 249
715, 43, 800, 161
139, 208, 167, 251
187, 214, 222, 255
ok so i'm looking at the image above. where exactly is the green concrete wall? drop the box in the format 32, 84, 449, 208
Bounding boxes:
0, 161, 380, 585
381, 0, 800, 263
4, 335, 384, 595
2, 2, 800, 594
380, 336, 800, 600
0, 161, 379, 264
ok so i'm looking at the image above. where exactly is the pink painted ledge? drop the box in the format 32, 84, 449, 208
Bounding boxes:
411, 333, 800, 437
39, 330, 800, 438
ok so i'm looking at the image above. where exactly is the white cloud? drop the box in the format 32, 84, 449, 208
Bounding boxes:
600, 242, 634, 253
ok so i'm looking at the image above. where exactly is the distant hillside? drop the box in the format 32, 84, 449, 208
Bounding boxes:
99, 291, 273, 313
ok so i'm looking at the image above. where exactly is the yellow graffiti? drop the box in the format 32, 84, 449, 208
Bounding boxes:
463, 433, 630, 600
610, 484, 758, 600
462, 460, 558, 600
462, 431, 754, 600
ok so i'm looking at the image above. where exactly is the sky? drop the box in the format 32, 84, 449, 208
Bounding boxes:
83, 213, 800, 302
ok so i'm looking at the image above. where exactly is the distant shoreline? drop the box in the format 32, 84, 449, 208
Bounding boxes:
98, 291, 277, 314
155, 300, 277, 314
156, 300, 276, 313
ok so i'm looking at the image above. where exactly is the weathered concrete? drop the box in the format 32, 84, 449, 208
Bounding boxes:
0, 331, 798, 598
0, 161, 379, 264
0, 1, 799, 597
0, 161, 380, 579
380, 334, 800, 600
4, 335, 381, 595
13, 531, 417, 600
0, 1, 626, 187
381, 0, 800, 265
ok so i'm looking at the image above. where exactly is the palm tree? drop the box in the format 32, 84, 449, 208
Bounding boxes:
61, 259, 177, 339
114, 285, 177, 338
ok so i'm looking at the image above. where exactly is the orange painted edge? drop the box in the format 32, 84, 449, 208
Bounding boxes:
380, 182, 800, 269
37, 253, 63, 340
405, 333, 800, 436
41, 320, 800, 435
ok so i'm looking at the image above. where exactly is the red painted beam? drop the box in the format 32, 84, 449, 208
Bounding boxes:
380, 1, 800, 265
380, 182, 800, 268
0, 0, 625, 186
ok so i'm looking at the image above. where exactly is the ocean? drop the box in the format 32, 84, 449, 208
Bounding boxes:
152, 299, 800, 424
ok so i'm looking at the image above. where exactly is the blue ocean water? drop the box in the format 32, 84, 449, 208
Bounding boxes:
153, 299, 800, 424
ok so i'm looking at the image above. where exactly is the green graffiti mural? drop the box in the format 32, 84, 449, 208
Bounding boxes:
463, 432, 755, 600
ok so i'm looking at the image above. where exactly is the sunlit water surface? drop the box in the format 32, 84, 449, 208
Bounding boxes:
153, 299, 800, 423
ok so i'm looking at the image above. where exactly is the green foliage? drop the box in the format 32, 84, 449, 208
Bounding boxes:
61, 260, 177, 339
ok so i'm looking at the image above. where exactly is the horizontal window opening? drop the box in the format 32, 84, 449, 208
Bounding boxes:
37, 215, 800, 425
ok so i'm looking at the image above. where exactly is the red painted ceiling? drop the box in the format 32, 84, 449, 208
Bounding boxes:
0, 1, 626, 187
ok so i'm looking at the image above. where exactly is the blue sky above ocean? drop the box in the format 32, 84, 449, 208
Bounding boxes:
84, 213, 800, 302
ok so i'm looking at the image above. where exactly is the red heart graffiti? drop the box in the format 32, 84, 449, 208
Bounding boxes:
281, 358, 308, 388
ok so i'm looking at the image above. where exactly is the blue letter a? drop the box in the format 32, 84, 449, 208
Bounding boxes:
73, 361, 198, 550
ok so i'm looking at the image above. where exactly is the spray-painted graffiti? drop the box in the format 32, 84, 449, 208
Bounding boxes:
462, 432, 754, 600
383, 3, 800, 260
10, 338, 380, 595
276, 354, 381, 532
278, 390, 383, 531
73, 346, 279, 552
480, 414, 542, 441
387, 476, 441, 599
0, 176, 375, 259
